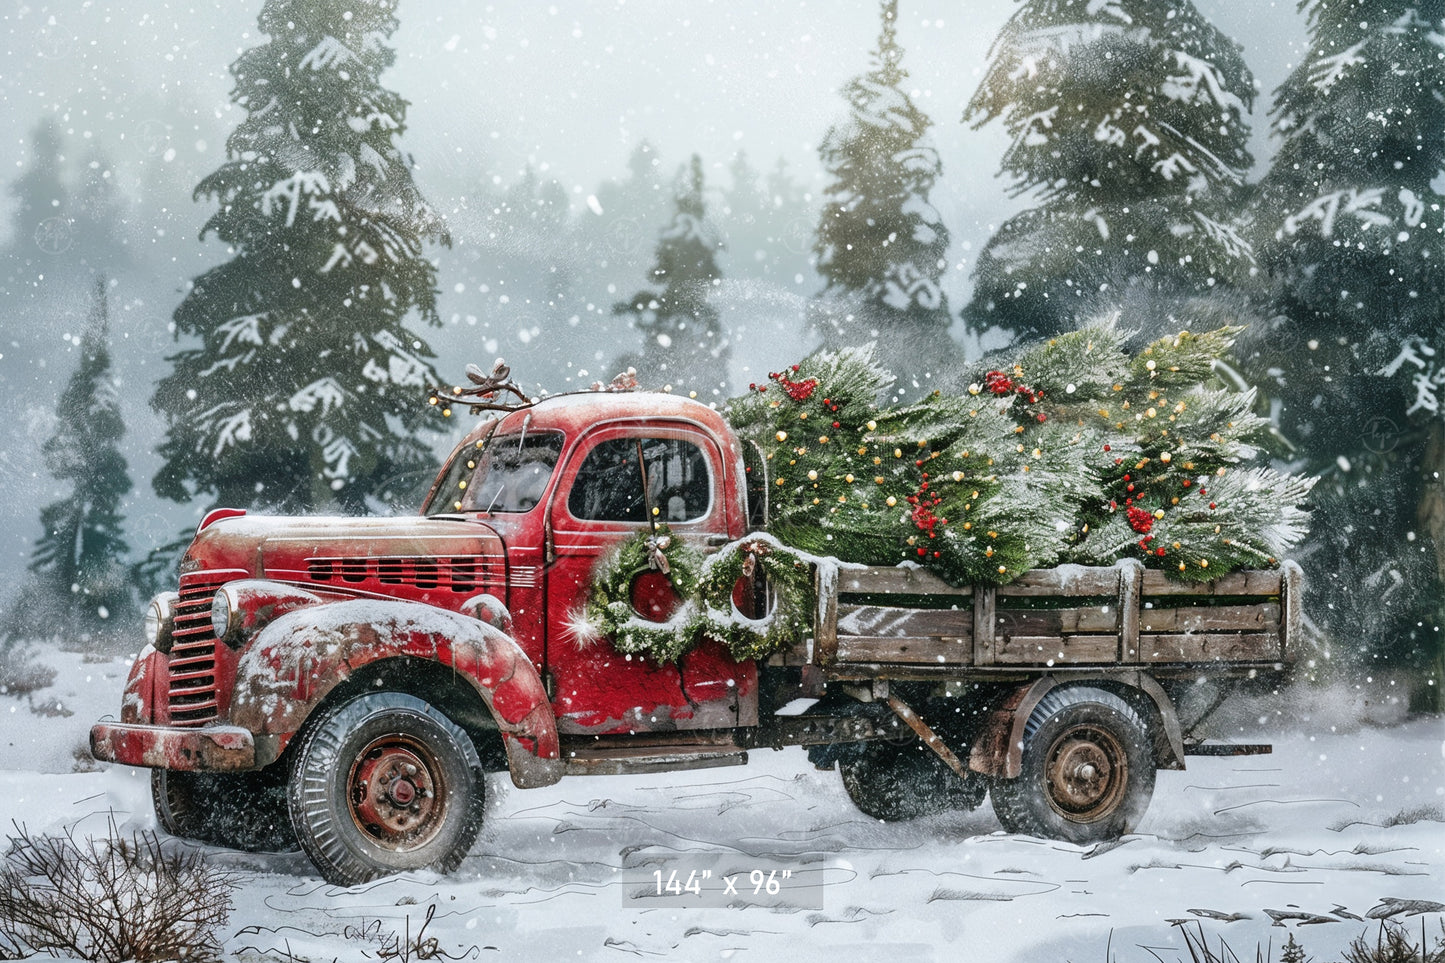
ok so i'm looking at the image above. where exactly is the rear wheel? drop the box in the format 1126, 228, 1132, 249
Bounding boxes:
288, 692, 485, 886
840, 740, 983, 821
991, 688, 1155, 844
152, 767, 298, 852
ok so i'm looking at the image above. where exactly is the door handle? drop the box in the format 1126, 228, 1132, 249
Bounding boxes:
705, 534, 730, 546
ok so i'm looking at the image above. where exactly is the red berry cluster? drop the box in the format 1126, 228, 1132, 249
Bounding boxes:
983, 370, 1044, 405
759, 364, 819, 402
1126, 506, 1154, 534
907, 474, 946, 558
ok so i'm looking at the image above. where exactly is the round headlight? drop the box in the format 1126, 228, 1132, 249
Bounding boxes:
210, 588, 234, 642
146, 592, 178, 653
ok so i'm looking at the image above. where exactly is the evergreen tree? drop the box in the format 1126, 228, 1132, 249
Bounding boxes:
5, 121, 71, 269
151, 0, 449, 516
965, 0, 1257, 340
812, 0, 957, 390
72, 149, 131, 275
584, 141, 672, 275
614, 155, 730, 395
721, 152, 818, 287
5, 278, 134, 640
1251, 0, 1445, 675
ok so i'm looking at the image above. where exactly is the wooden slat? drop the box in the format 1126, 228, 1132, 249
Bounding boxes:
1140, 569, 1282, 596
995, 606, 1119, 636
836, 635, 972, 665
993, 634, 1120, 665
1139, 632, 1282, 662
1281, 560, 1303, 659
838, 604, 971, 639
1139, 603, 1281, 633
814, 565, 838, 665
996, 565, 1119, 597
1118, 558, 1143, 662
973, 585, 996, 666
838, 566, 973, 597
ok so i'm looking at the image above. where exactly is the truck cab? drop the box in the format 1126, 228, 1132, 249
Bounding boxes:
92, 391, 774, 883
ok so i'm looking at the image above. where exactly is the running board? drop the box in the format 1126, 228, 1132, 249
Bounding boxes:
562, 744, 748, 776
1183, 743, 1272, 756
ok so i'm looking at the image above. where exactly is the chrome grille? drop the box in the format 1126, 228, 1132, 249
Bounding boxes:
167, 570, 241, 727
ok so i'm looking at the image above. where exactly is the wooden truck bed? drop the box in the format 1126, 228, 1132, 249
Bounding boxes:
789, 559, 1303, 678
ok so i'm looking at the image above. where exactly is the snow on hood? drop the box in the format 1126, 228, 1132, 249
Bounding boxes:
185, 513, 505, 575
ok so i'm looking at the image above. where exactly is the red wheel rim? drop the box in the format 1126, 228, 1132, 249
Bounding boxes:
347, 734, 448, 852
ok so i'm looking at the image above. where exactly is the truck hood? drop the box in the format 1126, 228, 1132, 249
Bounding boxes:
182, 513, 506, 582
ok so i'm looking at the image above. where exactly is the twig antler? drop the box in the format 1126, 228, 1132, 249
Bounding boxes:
428, 359, 534, 415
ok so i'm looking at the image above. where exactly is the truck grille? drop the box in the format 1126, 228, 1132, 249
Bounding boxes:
167, 570, 241, 727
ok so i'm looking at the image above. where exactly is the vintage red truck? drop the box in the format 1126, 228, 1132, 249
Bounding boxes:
91, 387, 1303, 886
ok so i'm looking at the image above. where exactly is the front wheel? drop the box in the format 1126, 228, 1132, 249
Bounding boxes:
991, 688, 1155, 844
288, 692, 485, 886
152, 767, 298, 852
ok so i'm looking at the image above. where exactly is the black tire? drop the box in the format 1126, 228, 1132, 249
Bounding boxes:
287, 692, 485, 886
152, 767, 299, 853
840, 741, 983, 821
991, 687, 1156, 844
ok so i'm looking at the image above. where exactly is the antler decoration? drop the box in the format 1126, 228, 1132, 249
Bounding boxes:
428, 359, 534, 415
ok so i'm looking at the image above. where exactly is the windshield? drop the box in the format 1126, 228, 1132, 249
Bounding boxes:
425, 429, 565, 516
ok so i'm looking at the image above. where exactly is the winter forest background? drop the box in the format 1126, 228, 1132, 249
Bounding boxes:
0, 0, 1440, 697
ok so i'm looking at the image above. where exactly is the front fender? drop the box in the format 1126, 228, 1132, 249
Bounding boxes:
230, 599, 562, 788
119, 644, 164, 725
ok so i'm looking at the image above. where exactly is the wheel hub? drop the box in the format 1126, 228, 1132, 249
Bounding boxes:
1044, 725, 1127, 821
348, 739, 445, 851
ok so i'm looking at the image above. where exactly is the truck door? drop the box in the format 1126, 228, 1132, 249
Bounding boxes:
544, 424, 756, 735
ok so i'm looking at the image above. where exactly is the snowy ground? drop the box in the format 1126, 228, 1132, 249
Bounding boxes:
1, 651, 1442, 963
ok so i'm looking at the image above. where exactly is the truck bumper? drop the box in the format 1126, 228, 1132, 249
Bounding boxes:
89, 722, 258, 772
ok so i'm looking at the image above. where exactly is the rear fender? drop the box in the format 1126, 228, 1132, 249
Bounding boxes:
968, 674, 1184, 779
229, 599, 562, 788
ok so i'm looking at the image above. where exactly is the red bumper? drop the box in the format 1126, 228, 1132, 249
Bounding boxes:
89, 722, 257, 771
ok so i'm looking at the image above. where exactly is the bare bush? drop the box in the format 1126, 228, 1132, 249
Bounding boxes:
1340, 921, 1445, 963
0, 640, 56, 699
0, 817, 237, 962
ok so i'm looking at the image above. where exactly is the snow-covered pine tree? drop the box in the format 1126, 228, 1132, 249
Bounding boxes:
613, 155, 730, 395
151, 0, 449, 516
1257, 0, 1444, 351
811, 0, 957, 392
1252, 0, 1444, 676
4, 121, 71, 277
965, 0, 1257, 341
720, 152, 816, 288
6, 278, 135, 640
72, 149, 130, 276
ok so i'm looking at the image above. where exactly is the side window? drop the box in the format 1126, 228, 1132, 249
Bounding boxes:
568, 437, 713, 523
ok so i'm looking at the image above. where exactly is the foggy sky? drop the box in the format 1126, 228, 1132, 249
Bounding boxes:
0, 0, 1310, 588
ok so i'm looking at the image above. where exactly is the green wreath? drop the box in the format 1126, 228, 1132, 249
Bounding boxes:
580, 524, 706, 664
581, 529, 817, 664
698, 534, 816, 662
